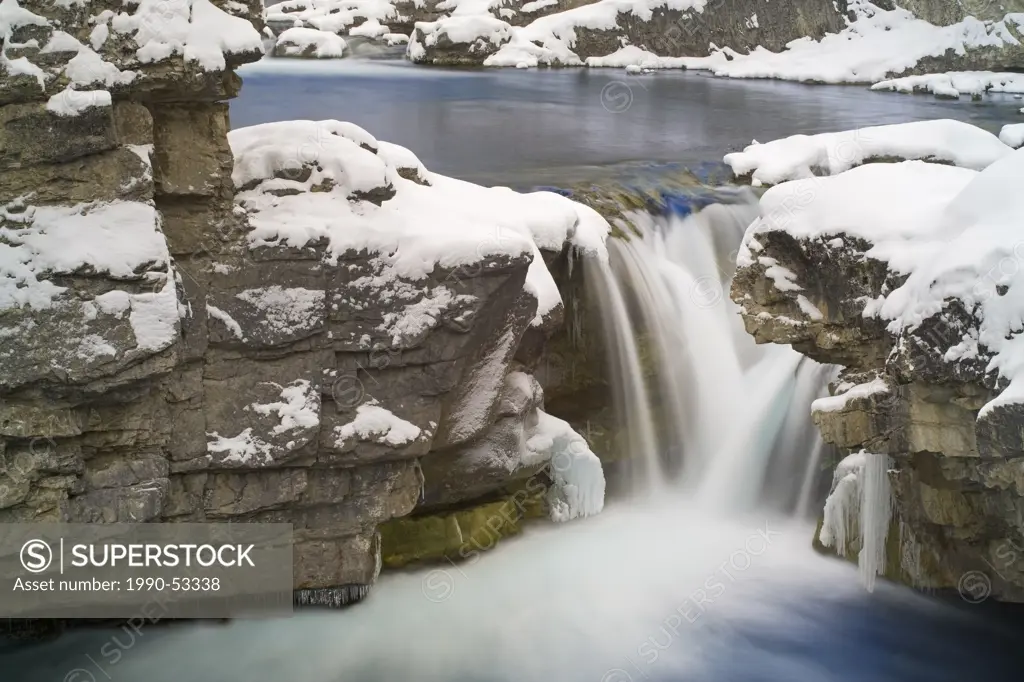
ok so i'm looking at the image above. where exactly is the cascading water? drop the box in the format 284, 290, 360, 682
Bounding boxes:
10, 186, 1022, 682
588, 189, 835, 514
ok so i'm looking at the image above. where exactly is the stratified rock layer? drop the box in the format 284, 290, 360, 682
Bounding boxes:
0, 1, 608, 605
731, 160, 1024, 601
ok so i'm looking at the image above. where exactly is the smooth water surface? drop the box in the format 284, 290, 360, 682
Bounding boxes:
232, 58, 1024, 183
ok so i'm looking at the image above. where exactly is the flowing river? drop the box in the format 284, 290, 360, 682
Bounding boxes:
6, 58, 1024, 682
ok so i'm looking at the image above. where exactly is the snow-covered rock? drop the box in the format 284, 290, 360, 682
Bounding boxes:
230, 119, 608, 325
872, 71, 1024, 99
724, 119, 1012, 187
999, 123, 1024, 149
273, 27, 348, 58
680, 4, 1024, 84
409, 15, 514, 64
733, 131, 1024, 601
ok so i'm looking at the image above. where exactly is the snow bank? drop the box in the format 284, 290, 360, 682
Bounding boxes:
485, 0, 706, 67
584, 45, 686, 69
681, 4, 1024, 85
266, 0, 399, 36
872, 71, 1024, 99
275, 27, 348, 58
746, 161, 977, 274
229, 120, 609, 326
1000, 123, 1024, 149
473, 0, 1024, 78
525, 409, 606, 522
111, 0, 264, 71
724, 119, 1011, 187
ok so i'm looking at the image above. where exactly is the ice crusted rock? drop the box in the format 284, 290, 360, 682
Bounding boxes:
526, 409, 606, 522
819, 451, 892, 592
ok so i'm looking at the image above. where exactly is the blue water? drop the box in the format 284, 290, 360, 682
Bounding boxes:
231, 58, 1024, 184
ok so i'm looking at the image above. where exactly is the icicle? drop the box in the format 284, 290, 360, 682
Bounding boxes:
859, 452, 893, 591
819, 451, 867, 553
818, 450, 893, 592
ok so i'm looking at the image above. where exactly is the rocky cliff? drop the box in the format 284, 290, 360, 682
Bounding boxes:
0, 0, 609, 607
729, 126, 1024, 601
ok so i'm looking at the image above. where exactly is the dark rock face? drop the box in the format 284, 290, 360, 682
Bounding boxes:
0, 2, 600, 606
732, 212, 1024, 602
410, 0, 848, 65
570, 0, 848, 60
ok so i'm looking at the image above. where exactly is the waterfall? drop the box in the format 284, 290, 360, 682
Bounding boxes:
589, 190, 834, 513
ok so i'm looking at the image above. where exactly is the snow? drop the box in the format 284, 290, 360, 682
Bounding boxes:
525, 409, 606, 522
795, 294, 823, 321
207, 428, 274, 466
334, 398, 422, 447
266, 0, 399, 37
207, 304, 245, 340
872, 71, 1024, 98
113, 0, 264, 71
585, 46, 686, 69
378, 287, 475, 345
724, 119, 1012, 187
475, 0, 1024, 78
45, 87, 111, 116
128, 276, 180, 352
276, 27, 347, 58
0, 199, 168, 310
248, 380, 320, 435
350, 19, 389, 38
874, 149, 1024, 418
411, 15, 513, 56
484, 0, 706, 67
759, 258, 802, 292
999, 123, 1024, 149
680, 5, 1024, 85
745, 161, 977, 278
235, 286, 325, 336
520, 0, 557, 12
811, 377, 888, 413
230, 120, 609, 327
745, 130, 1024, 418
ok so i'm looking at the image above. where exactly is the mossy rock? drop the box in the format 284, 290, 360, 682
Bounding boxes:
380, 484, 547, 569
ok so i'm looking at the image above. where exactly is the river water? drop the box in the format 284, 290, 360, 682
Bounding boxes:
6, 58, 1024, 682
231, 57, 1022, 184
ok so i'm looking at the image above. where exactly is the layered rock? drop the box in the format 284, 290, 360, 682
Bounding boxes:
0, 4, 609, 605
409, 0, 848, 65
730, 130, 1024, 601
